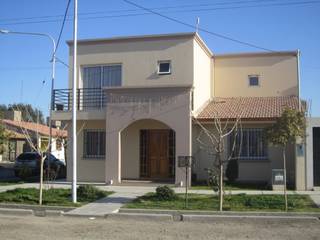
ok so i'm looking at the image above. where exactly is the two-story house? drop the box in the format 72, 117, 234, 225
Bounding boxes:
52, 32, 308, 190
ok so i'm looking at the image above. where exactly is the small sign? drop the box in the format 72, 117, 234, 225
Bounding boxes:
272, 169, 285, 185
178, 156, 194, 168
275, 174, 284, 182
296, 144, 304, 157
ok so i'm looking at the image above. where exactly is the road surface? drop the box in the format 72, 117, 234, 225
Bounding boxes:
0, 214, 319, 240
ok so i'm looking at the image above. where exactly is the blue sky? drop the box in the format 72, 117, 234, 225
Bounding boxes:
0, 0, 319, 117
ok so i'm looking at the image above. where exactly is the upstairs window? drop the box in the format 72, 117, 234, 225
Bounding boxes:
158, 61, 171, 75
248, 75, 259, 86
83, 64, 122, 88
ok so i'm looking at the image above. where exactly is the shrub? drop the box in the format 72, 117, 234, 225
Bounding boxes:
155, 185, 176, 201
77, 185, 107, 202
226, 159, 238, 182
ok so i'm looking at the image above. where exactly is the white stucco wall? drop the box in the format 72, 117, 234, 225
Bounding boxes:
192, 38, 212, 111
51, 137, 65, 162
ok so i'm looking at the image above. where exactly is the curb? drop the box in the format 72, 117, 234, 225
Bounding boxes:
33, 210, 64, 217
119, 208, 320, 222
45, 210, 64, 217
0, 208, 33, 216
181, 214, 320, 222
106, 212, 173, 221
62, 212, 105, 219
0, 203, 75, 212
120, 208, 320, 218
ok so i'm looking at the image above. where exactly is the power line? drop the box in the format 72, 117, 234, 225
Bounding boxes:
54, 0, 71, 56
1, 0, 319, 26
0, 66, 65, 71
56, 57, 69, 68
122, 0, 274, 52
0, 0, 281, 23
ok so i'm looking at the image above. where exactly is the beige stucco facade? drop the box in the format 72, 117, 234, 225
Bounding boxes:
214, 52, 299, 98
68, 34, 195, 89
54, 32, 307, 189
66, 120, 106, 182
192, 122, 297, 186
104, 86, 192, 186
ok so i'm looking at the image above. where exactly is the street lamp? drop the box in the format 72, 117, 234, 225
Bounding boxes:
0, 29, 56, 170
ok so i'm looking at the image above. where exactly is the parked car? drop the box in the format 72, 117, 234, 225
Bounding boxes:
14, 152, 66, 179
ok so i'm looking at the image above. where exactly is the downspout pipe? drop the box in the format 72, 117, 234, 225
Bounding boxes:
297, 49, 301, 112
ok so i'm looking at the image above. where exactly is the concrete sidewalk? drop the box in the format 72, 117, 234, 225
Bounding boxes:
0, 182, 320, 216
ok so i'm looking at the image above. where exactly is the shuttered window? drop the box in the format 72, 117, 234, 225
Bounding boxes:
83, 130, 106, 158
229, 128, 268, 160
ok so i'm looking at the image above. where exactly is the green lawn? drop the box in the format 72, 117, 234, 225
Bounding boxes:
191, 181, 271, 191
0, 187, 113, 207
125, 193, 319, 212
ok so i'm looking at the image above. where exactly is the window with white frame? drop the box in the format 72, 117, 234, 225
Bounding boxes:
248, 75, 259, 86
229, 128, 268, 160
157, 61, 171, 75
82, 64, 122, 88
83, 130, 106, 158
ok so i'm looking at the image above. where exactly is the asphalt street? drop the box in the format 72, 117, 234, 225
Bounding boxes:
0, 214, 319, 240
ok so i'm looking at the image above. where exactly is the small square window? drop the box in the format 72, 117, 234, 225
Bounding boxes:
158, 61, 171, 75
249, 75, 259, 86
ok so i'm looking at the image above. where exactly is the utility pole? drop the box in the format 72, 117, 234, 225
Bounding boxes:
72, 0, 78, 203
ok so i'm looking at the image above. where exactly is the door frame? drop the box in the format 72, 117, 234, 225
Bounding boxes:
139, 129, 175, 180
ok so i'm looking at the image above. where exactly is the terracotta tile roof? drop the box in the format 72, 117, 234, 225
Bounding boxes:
1, 119, 67, 138
197, 96, 301, 120
5, 129, 25, 139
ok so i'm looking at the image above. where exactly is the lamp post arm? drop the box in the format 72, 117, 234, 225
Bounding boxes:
1, 30, 57, 160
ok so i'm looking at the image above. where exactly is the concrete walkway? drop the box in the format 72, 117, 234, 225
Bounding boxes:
310, 195, 320, 207
65, 192, 144, 217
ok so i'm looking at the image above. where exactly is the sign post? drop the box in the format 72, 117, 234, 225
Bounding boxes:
178, 156, 194, 209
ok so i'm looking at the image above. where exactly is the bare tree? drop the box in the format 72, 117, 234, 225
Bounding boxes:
10, 105, 86, 205
193, 112, 242, 211
266, 108, 306, 211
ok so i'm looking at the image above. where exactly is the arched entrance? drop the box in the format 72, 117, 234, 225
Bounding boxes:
121, 119, 175, 182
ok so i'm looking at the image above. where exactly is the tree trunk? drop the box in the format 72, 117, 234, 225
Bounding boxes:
39, 156, 45, 205
282, 146, 288, 212
219, 161, 223, 212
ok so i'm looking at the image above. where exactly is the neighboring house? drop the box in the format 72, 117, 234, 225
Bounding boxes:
52, 32, 312, 190
1, 111, 67, 162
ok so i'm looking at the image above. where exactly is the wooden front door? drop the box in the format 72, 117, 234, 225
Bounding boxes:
148, 130, 170, 179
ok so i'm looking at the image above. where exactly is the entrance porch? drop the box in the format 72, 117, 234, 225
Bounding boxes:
104, 85, 192, 186
121, 119, 175, 182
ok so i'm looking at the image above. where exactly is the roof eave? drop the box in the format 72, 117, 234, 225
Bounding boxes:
66, 32, 197, 46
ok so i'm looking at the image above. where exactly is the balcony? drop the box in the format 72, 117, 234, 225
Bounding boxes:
53, 88, 106, 111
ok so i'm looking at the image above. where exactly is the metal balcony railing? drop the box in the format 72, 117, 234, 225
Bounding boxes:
52, 88, 106, 111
